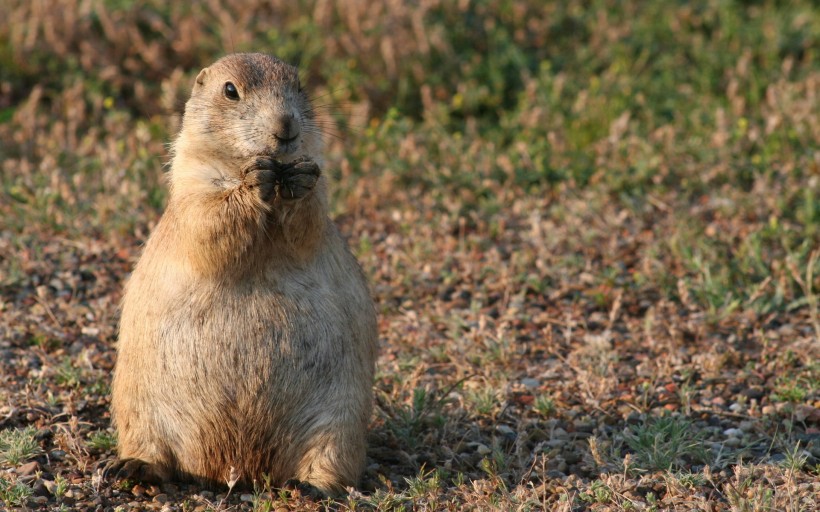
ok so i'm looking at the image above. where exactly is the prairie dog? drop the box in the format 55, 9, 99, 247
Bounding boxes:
109, 53, 377, 494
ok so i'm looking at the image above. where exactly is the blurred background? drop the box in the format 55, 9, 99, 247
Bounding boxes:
2, 1, 817, 242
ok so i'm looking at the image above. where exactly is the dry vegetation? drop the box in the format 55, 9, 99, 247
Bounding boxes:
1, 0, 819, 510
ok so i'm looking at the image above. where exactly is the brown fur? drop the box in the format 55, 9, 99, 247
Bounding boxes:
110, 53, 377, 494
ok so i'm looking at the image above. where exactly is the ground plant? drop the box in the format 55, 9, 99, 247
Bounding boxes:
1, 1, 818, 510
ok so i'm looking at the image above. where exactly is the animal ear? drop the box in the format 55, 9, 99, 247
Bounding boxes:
195, 67, 209, 87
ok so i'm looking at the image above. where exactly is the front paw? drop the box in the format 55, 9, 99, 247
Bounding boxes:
241, 156, 280, 201
277, 158, 321, 200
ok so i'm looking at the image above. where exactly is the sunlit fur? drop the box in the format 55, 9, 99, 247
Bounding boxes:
110, 53, 377, 494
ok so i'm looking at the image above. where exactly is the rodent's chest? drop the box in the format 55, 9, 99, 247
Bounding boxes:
153, 276, 344, 401
163, 271, 343, 350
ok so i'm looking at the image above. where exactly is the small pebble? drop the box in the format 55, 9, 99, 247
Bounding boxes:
521, 378, 540, 389
769, 453, 787, 464
574, 422, 595, 433
475, 443, 491, 455
240, 493, 254, 502
17, 460, 40, 476
496, 425, 515, 436
43, 480, 58, 495
724, 428, 743, 437
551, 428, 569, 440
724, 437, 741, 447
31, 478, 47, 496
552, 460, 568, 473
153, 493, 169, 503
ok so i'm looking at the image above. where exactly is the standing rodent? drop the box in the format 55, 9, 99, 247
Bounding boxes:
109, 53, 378, 494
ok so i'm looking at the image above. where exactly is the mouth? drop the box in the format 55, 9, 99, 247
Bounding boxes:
263, 140, 301, 161
274, 133, 299, 145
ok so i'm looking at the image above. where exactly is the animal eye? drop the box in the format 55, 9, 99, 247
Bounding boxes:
224, 82, 239, 100
296, 79, 303, 93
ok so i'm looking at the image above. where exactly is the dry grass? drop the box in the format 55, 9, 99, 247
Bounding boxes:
1, 0, 819, 510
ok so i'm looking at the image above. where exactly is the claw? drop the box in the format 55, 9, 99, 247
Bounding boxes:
99, 457, 168, 484
276, 158, 321, 200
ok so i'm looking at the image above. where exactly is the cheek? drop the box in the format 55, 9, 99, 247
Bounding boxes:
229, 112, 269, 152
300, 118, 323, 150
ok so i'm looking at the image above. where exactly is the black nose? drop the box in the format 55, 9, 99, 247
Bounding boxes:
273, 114, 300, 143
